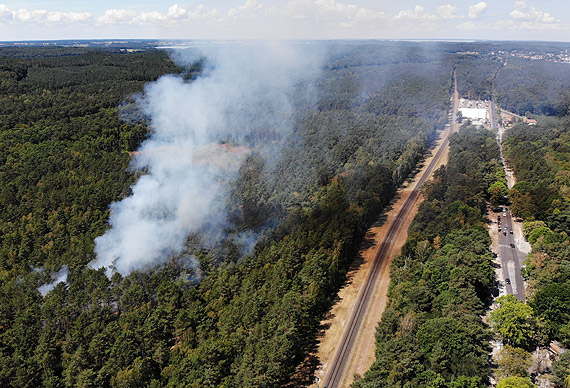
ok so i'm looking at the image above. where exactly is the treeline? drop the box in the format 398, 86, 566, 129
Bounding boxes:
455, 55, 501, 101
0, 43, 457, 388
504, 119, 570, 230
0, 48, 183, 276
502, 118, 570, 385
353, 126, 505, 387
0, 47, 187, 386
495, 59, 570, 116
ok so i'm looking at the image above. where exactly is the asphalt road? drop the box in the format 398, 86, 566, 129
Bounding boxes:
495, 208, 526, 301
489, 96, 498, 130
492, 102, 526, 302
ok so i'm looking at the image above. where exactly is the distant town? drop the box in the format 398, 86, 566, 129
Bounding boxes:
487, 49, 570, 64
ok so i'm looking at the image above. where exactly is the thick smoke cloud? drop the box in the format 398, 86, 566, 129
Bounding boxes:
90, 43, 323, 276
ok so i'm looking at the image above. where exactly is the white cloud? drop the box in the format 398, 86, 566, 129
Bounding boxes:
0, 4, 14, 22
510, 1, 559, 24
457, 14, 567, 34
518, 20, 567, 30
392, 5, 437, 21
226, 0, 262, 20
390, 5, 445, 33
392, 4, 461, 23
96, 3, 221, 25
0, 2, 264, 29
167, 4, 187, 19
45, 11, 91, 23
13, 9, 45, 22
505, 0, 566, 32
280, 0, 384, 25
98, 9, 137, 24
468, 2, 487, 19
0, 4, 92, 25
180, 5, 220, 22
437, 4, 459, 20
510, 9, 526, 19
495, 19, 516, 30
513, 1, 526, 13
456, 20, 476, 30
0, 1, 568, 40
135, 11, 168, 24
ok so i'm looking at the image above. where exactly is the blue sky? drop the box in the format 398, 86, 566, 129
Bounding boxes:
1, 1, 569, 41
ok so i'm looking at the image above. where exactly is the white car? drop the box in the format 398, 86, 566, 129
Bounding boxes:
503, 213, 507, 217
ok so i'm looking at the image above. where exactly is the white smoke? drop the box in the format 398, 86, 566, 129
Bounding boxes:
38, 265, 68, 296
90, 42, 323, 276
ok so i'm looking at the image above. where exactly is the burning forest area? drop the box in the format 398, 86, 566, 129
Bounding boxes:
2, 38, 570, 388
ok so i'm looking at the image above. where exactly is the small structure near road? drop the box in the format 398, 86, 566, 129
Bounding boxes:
549, 341, 567, 357
524, 118, 537, 125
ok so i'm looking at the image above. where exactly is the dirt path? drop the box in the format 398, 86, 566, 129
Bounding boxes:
311, 124, 452, 388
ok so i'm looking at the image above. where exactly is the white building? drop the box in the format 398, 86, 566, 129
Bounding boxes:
459, 107, 488, 127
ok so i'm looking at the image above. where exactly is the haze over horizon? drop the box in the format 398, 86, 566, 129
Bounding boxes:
1, 0, 569, 42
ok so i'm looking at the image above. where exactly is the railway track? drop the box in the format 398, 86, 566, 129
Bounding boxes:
321, 72, 458, 388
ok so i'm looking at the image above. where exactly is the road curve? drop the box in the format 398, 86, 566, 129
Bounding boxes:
321, 72, 458, 388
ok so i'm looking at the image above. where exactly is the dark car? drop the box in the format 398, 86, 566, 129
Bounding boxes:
510, 243, 515, 248
509, 231, 513, 234
505, 278, 511, 284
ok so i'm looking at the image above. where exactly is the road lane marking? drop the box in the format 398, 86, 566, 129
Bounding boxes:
507, 261, 517, 295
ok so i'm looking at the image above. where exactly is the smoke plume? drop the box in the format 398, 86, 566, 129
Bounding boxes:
90, 42, 322, 276
38, 265, 69, 296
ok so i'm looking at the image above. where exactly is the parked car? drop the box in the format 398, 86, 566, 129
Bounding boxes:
505, 278, 511, 284
510, 243, 515, 248
503, 213, 507, 217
